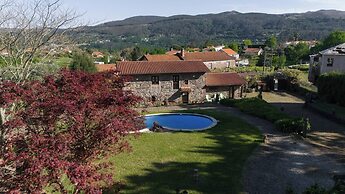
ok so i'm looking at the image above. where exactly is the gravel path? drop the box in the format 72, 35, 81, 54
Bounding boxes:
142, 104, 345, 194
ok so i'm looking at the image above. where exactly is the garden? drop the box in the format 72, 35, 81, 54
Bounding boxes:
103, 110, 262, 193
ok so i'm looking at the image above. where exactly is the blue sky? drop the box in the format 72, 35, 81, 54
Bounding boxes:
62, 0, 345, 24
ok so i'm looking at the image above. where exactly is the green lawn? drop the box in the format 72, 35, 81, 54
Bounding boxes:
104, 110, 262, 194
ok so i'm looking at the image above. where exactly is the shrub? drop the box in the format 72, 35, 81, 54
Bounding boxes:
221, 97, 290, 123
317, 73, 345, 107
219, 98, 240, 107
275, 118, 311, 135
302, 184, 327, 194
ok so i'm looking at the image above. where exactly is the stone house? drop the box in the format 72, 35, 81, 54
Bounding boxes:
117, 61, 210, 104
114, 61, 246, 104
243, 48, 263, 56
140, 49, 236, 70
309, 43, 345, 82
205, 73, 246, 99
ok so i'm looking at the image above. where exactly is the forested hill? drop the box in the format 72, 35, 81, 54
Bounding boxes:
78, 10, 345, 50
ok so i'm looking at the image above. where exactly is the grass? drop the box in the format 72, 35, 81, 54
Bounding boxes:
221, 97, 291, 123
104, 110, 262, 194
53, 57, 73, 68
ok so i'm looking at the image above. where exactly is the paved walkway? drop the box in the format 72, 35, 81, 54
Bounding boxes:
143, 104, 345, 194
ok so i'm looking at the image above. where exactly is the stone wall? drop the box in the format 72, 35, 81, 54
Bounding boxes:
206, 86, 243, 99
124, 73, 206, 104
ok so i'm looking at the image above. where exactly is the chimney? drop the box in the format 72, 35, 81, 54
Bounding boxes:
180, 48, 185, 58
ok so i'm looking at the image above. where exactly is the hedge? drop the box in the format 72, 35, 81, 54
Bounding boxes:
220, 98, 290, 123
220, 97, 311, 135
317, 72, 345, 107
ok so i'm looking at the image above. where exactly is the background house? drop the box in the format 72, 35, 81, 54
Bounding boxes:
309, 43, 345, 82
140, 49, 236, 70
221, 48, 240, 60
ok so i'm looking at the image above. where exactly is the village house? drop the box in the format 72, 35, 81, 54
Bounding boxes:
221, 48, 240, 60
140, 49, 236, 70
109, 61, 246, 104
309, 43, 345, 82
243, 47, 263, 56
92, 51, 104, 59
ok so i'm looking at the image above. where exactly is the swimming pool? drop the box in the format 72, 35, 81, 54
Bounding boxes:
144, 113, 217, 132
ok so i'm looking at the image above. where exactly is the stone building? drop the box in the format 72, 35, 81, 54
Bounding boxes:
205, 73, 246, 99
117, 61, 210, 104
110, 61, 246, 105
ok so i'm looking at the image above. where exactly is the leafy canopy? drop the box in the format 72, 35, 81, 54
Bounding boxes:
0, 70, 143, 193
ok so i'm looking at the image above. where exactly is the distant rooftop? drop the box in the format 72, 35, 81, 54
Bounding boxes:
320, 43, 345, 55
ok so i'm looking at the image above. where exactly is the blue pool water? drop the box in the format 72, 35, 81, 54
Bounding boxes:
144, 113, 217, 131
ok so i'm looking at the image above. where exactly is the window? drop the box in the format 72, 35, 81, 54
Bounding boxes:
173, 75, 179, 89
151, 96, 156, 102
327, 58, 334, 67
151, 76, 159, 85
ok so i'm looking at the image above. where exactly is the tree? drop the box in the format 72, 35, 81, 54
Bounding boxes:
228, 42, 239, 52
243, 39, 253, 46
130, 46, 144, 61
0, 0, 79, 83
285, 43, 309, 65
322, 30, 345, 49
69, 51, 97, 73
265, 36, 277, 49
272, 55, 286, 69
0, 70, 143, 193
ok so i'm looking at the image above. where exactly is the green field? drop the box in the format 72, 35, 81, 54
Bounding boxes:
104, 110, 262, 194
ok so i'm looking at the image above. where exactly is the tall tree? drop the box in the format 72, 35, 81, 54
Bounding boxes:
228, 42, 239, 52
243, 39, 253, 46
265, 36, 277, 49
322, 30, 345, 49
285, 43, 310, 65
0, 0, 80, 83
0, 70, 143, 193
69, 51, 97, 73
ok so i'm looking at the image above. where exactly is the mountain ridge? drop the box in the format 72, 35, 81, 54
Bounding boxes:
78, 10, 345, 50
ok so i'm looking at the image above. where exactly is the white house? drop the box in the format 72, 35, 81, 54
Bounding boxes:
309, 43, 345, 82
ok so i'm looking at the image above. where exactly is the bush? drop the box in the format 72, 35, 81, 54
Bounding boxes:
221, 97, 290, 122
219, 98, 240, 107
275, 118, 311, 135
317, 73, 345, 107
302, 184, 327, 194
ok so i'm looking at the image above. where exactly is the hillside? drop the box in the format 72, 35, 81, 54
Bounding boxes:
76, 10, 345, 50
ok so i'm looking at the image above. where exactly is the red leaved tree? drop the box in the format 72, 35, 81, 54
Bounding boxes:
0, 70, 143, 193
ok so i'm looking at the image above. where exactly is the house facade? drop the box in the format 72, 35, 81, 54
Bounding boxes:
117, 61, 209, 104
309, 43, 345, 82
112, 61, 246, 105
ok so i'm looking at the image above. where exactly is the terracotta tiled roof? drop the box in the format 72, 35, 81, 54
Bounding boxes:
166, 50, 180, 55
96, 64, 116, 72
183, 51, 235, 62
117, 61, 210, 75
244, 48, 262, 54
222, 48, 238, 55
142, 54, 181, 61
206, 73, 246, 86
